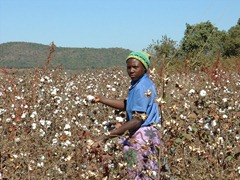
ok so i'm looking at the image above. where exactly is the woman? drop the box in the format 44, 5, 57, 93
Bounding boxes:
92, 51, 161, 179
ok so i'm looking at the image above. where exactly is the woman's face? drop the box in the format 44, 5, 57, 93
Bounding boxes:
127, 58, 146, 82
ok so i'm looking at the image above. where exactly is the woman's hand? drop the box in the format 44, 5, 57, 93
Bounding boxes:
93, 95, 101, 103
86, 95, 101, 103
91, 134, 108, 147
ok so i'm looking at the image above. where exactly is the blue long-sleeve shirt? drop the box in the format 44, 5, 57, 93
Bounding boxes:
126, 73, 161, 126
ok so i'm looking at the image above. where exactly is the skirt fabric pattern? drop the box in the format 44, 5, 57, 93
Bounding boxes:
119, 126, 161, 179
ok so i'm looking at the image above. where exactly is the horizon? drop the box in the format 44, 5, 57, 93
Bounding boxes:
0, 0, 239, 50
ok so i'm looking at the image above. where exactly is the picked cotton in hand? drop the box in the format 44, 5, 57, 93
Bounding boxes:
86, 95, 95, 102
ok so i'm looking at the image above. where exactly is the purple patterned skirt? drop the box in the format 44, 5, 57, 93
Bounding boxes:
119, 126, 161, 179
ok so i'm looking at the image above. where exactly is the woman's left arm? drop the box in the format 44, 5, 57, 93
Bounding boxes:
94, 116, 143, 144
108, 117, 142, 138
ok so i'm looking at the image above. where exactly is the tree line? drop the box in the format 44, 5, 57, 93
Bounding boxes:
0, 42, 131, 70
145, 18, 240, 67
1, 19, 239, 70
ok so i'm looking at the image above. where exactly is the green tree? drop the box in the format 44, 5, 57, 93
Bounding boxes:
180, 21, 226, 59
223, 18, 240, 57
144, 35, 178, 70
145, 35, 177, 59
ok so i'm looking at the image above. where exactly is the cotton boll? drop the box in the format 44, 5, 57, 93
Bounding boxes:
87, 95, 95, 102
200, 90, 207, 97
86, 139, 94, 146
15, 137, 21, 143
32, 123, 37, 130
211, 120, 217, 127
116, 116, 124, 123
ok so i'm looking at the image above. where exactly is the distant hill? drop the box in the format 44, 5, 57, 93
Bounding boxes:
0, 42, 132, 70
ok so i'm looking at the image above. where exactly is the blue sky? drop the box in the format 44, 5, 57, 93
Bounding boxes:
0, 0, 239, 51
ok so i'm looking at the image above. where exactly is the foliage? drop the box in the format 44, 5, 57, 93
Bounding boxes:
145, 35, 178, 59
145, 19, 240, 70
223, 18, 240, 57
0, 42, 131, 70
180, 21, 226, 59
2, 19, 240, 72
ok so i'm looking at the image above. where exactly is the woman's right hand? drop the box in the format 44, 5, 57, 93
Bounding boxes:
86, 95, 100, 103
93, 95, 101, 103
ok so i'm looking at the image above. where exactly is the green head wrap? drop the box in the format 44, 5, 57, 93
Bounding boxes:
126, 51, 151, 70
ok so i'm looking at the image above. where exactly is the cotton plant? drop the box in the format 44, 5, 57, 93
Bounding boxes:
0, 62, 239, 179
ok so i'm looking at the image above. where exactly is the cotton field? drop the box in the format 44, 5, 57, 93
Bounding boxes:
0, 63, 239, 179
